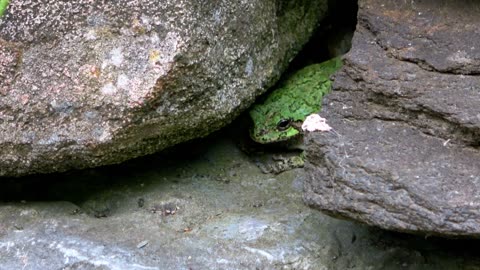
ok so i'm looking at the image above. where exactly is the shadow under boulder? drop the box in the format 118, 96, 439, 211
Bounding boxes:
304, 0, 480, 237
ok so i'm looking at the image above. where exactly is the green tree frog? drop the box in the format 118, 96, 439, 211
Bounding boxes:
247, 57, 342, 174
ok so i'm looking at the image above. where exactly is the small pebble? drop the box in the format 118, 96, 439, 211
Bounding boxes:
137, 240, 149, 249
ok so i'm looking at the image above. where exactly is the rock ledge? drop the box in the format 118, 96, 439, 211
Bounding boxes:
304, 0, 480, 237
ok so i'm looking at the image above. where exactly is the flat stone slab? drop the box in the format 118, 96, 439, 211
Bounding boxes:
304, 0, 480, 237
2, 132, 480, 269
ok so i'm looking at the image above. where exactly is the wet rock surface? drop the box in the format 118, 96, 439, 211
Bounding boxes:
0, 0, 327, 177
304, 0, 480, 237
2, 131, 480, 270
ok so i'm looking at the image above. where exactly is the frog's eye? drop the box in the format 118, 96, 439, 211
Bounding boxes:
277, 119, 291, 131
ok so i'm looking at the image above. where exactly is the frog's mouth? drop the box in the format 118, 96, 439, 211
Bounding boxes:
289, 121, 303, 132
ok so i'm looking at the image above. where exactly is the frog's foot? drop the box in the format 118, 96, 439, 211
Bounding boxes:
255, 154, 304, 174
272, 154, 304, 173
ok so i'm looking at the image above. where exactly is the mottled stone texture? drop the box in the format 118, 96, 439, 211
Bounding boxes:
304, 0, 480, 237
0, 0, 327, 176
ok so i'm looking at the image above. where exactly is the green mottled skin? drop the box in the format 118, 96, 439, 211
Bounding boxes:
0, 0, 9, 17
249, 57, 342, 144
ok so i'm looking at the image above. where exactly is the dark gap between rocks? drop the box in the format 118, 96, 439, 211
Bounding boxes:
252, 0, 358, 107
288, 0, 358, 70
233, 0, 358, 162
0, 129, 227, 204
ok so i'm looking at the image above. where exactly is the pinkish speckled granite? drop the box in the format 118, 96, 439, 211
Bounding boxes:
0, 0, 327, 176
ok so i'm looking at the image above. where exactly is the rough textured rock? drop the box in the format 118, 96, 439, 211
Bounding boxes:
0, 0, 328, 177
304, 0, 480, 237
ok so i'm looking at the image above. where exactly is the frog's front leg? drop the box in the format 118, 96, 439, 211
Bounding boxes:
268, 152, 305, 174
253, 152, 304, 174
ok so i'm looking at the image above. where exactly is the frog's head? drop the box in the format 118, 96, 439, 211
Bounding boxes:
249, 104, 304, 144
248, 57, 342, 144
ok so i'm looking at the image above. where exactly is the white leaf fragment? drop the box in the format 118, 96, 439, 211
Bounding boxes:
301, 114, 332, 132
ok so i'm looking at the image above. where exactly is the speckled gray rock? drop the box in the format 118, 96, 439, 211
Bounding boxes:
304, 0, 480, 237
0, 0, 328, 177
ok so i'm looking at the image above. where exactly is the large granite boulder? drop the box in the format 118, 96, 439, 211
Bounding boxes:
304, 0, 480, 237
0, 0, 328, 177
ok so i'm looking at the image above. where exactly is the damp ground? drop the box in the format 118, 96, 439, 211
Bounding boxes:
1, 128, 480, 270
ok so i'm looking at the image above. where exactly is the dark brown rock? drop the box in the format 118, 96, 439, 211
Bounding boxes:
304, 0, 480, 237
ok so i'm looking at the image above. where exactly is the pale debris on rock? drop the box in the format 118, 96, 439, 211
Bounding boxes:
301, 113, 332, 132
